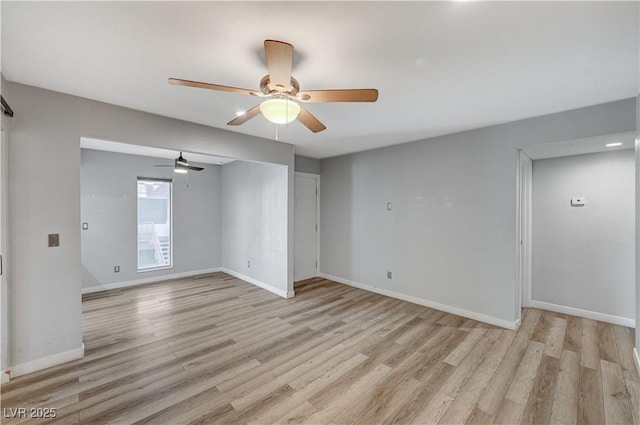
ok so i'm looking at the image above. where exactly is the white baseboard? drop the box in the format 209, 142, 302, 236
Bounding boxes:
222, 268, 294, 299
530, 300, 635, 328
9, 344, 84, 379
82, 267, 222, 294
514, 318, 522, 331
633, 348, 640, 379
319, 273, 518, 330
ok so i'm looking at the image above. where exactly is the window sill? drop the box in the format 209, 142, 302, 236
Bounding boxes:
137, 266, 173, 273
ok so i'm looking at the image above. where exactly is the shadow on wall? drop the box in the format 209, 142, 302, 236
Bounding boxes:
81, 265, 101, 289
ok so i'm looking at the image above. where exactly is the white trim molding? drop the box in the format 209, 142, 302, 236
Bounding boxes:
530, 300, 635, 328
319, 273, 518, 330
82, 267, 222, 294
8, 344, 84, 379
222, 268, 294, 299
633, 348, 640, 379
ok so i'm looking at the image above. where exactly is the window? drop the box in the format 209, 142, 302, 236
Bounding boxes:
137, 178, 172, 271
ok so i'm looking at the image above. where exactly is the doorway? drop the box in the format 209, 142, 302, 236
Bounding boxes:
294, 172, 319, 282
518, 132, 636, 326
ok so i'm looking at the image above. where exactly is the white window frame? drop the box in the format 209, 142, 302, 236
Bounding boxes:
137, 177, 173, 272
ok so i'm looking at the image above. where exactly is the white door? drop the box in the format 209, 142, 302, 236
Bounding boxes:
294, 173, 318, 282
0, 131, 8, 382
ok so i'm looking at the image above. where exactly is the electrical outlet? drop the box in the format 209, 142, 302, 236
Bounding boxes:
114, 266, 120, 273
387, 202, 393, 211
387, 271, 392, 279
82, 222, 89, 230
571, 196, 586, 207
247, 260, 251, 268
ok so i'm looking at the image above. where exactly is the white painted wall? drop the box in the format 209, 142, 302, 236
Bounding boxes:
221, 161, 290, 297
320, 98, 636, 329
531, 150, 635, 323
5, 81, 294, 371
81, 149, 221, 291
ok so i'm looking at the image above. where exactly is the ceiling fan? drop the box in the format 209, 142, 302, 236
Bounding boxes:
154, 152, 204, 174
168, 39, 379, 133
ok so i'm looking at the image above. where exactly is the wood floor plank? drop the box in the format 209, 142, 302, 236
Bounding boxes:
544, 317, 567, 359
494, 398, 526, 425
626, 377, 640, 425
1, 273, 635, 425
578, 365, 606, 425
465, 407, 495, 425
438, 331, 514, 424
531, 310, 555, 344
612, 325, 638, 381
413, 390, 453, 424
301, 363, 392, 424
384, 362, 456, 425
549, 350, 580, 425
598, 323, 620, 364
476, 309, 542, 416
520, 354, 560, 425
505, 340, 545, 405
600, 359, 634, 425
581, 319, 600, 370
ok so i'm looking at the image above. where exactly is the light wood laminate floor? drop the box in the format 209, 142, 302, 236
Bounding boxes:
1, 273, 638, 424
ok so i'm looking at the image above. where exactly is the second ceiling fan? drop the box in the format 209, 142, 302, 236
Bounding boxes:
169, 40, 379, 133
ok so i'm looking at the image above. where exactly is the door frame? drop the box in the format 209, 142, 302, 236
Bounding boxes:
1, 130, 9, 383
517, 150, 533, 320
294, 172, 320, 278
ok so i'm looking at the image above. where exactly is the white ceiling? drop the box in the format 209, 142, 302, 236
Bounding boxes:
2, 2, 638, 159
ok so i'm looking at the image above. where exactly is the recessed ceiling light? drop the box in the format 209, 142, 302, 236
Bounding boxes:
605, 142, 623, 147
235, 111, 245, 116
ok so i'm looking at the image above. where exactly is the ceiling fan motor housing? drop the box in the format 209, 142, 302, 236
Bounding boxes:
260, 75, 300, 96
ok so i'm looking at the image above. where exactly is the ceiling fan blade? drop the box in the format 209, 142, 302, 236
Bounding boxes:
154, 164, 175, 167
297, 89, 379, 103
185, 165, 204, 171
168, 78, 262, 97
227, 104, 261, 126
297, 106, 326, 133
264, 40, 293, 90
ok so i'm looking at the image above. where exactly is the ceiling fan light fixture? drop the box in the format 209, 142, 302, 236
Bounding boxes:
260, 98, 300, 124
174, 167, 188, 174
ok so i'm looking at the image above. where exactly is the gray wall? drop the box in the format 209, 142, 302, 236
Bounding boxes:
636, 94, 640, 357
221, 161, 289, 295
5, 81, 293, 369
0, 74, 10, 379
81, 149, 221, 290
320, 98, 636, 328
532, 150, 635, 321
295, 155, 320, 174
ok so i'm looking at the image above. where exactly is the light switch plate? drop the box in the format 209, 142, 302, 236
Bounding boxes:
571, 196, 586, 206
48, 234, 59, 247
